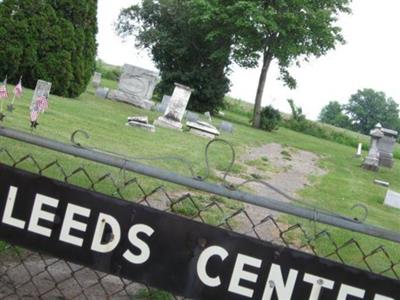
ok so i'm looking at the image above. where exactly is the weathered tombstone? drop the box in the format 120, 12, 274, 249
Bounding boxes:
92, 72, 102, 88
107, 64, 159, 110
362, 125, 384, 171
384, 190, 400, 209
126, 115, 155, 133
155, 95, 171, 113
95, 87, 109, 99
204, 111, 212, 122
31, 80, 51, 111
219, 121, 234, 133
378, 127, 398, 168
154, 83, 193, 130
186, 111, 199, 123
356, 143, 362, 157
187, 121, 220, 139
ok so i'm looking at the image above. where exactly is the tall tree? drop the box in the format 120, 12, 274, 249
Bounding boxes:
319, 101, 351, 128
116, 0, 231, 113
0, 0, 97, 97
345, 89, 400, 134
192, 0, 352, 127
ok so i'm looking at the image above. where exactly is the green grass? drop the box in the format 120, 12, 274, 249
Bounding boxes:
1, 79, 400, 275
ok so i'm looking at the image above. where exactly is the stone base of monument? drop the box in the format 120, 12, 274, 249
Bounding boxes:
362, 156, 380, 171
186, 121, 220, 139
154, 117, 183, 131
108, 90, 154, 110
384, 190, 400, 209
379, 153, 394, 168
126, 116, 155, 132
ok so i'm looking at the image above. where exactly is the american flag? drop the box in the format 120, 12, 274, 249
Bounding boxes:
0, 77, 8, 99
36, 96, 48, 112
14, 78, 22, 97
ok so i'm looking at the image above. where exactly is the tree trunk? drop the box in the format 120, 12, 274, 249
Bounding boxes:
252, 50, 273, 128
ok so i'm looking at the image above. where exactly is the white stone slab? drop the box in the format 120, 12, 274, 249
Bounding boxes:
108, 89, 154, 110
128, 116, 149, 124
92, 72, 102, 88
186, 121, 220, 136
384, 190, 400, 209
126, 121, 156, 133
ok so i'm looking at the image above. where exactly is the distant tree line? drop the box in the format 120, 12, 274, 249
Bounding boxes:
319, 89, 400, 134
0, 0, 97, 97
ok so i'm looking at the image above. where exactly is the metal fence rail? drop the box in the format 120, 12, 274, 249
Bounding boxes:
0, 128, 399, 299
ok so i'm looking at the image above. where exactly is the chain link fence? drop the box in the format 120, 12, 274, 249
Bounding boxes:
0, 139, 399, 299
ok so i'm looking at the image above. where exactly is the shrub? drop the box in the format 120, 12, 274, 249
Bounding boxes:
259, 106, 281, 131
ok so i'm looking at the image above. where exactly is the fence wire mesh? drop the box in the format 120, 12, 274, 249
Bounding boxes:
0, 143, 399, 299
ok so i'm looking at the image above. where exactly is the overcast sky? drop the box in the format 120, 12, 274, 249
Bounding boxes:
97, 0, 400, 120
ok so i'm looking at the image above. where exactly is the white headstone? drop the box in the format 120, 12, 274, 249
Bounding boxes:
204, 111, 212, 122
384, 190, 400, 209
92, 72, 102, 88
107, 64, 159, 110
154, 83, 193, 130
356, 143, 362, 156
95, 87, 109, 99
31, 80, 51, 111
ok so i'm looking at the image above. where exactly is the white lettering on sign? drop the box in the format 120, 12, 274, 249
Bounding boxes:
60, 203, 91, 247
2, 186, 25, 229
262, 263, 298, 300
28, 194, 59, 237
303, 273, 334, 300
91, 213, 121, 253
337, 284, 365, 299
123, 224, 154, 264
197, 245, 228, 287
228, 254, 262, 298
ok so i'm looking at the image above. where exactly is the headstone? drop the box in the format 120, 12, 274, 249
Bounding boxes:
186, 121, 220, 139
218, 111, 225, 116
186, 111, 199, 123
155, 95, 171, 113
107, 64, 159, 110
384, 190, 400, 209
126, 116, 155, 133
31, 80, 51, 111
378, 127, 398, 168
356, 143, 362, 157
219, 121, 234, 133
374, 179, 390, 187
154, 83, 193, 130
95, 87, 109, 99
204, 111, 212, 122
92, 72, 102, 88
362, 126, 384, 171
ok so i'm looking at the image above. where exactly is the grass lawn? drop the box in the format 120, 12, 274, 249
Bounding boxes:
0, 79, 399, 275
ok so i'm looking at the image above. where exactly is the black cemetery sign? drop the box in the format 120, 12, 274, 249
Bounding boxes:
0, 163, 398, 300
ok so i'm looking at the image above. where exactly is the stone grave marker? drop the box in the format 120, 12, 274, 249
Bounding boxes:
31, 80, 51, 110
107, 64, 159, 110
204, 111, 212, 122
219, 121, 234, 133
155, 95, 171, 113
378, 127, 398, 168
95, 87, 109, 99
186, 111, 199, 123
384, 190, 400, 209
92, 72, 102, 88
126, 115, 155, 133
154, 83, 193, 130
362, 126, 384, 171
187, 121, 220, 139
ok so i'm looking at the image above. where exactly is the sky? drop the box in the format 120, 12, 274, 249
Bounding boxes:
97, 0, 400, 120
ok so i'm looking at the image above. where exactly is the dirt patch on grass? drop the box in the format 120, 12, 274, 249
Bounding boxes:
219, 143, 327, 243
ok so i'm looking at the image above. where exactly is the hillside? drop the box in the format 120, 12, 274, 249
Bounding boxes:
1, 79, 399, 273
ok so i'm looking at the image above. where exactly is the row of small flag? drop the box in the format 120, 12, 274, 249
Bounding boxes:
0, 76, 49, 128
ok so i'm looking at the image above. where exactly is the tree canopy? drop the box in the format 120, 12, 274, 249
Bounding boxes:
345, 89, 400, 134
319, 101, 351, 129
0, 0, 97, 97
117, 0, 231, 113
